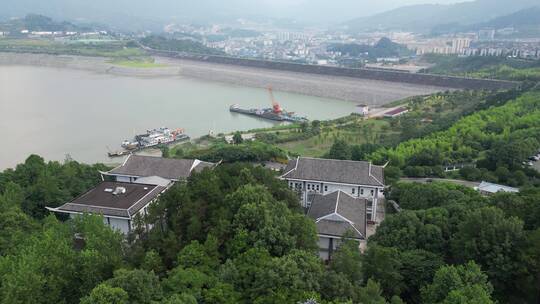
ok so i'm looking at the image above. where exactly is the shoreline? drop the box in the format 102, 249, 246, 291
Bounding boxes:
0, 52, 448, 105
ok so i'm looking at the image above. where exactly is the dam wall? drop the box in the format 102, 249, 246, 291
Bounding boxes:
148, 50, 519, 91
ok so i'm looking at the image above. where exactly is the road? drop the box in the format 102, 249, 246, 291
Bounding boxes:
399, 177, 481, 189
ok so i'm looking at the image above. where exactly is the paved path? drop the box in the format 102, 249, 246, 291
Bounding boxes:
399, 177, 481, 188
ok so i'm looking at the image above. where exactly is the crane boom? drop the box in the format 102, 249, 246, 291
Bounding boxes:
267, 86, 282, 114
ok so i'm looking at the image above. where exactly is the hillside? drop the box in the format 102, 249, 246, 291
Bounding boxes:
345, 0, 539, 32
0, 14, 92, 32
140, 35, 224, 55
328, 37, 414, 61
476, 6, 540, 29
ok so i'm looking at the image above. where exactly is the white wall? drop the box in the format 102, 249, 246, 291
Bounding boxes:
107, 217, 131, 234
70, 213, 131, 234
116, 175, 132, 183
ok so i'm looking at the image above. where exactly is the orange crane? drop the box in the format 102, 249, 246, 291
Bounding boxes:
268, 86, 282, 114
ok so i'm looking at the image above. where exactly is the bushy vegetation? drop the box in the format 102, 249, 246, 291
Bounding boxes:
278, 89, 522, 158
329, 37, 414, 62
373, 181, 540, 303
140, 35, 224, 55
424, 54, 540, 82
371, 90, 540, 185
174, 141, 289, 163
0, 155, 109, 219
0, 38, 145, 57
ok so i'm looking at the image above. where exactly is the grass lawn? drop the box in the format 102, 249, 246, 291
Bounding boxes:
0, 38, 147, 57
278, 118, 395, 157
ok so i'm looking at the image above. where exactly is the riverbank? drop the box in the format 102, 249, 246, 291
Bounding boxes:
0, 52, 448, 105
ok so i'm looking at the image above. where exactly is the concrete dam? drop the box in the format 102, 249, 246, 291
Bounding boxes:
147, 49, 519, 91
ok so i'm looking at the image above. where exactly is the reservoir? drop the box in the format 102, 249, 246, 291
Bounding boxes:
0, 65, 359, 169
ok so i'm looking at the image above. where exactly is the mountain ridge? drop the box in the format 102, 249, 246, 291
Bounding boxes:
345, 0, 540, 32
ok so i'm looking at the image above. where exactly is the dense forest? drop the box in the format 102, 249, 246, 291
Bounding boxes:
324, 87, 540, 186
2, 147, 540, 303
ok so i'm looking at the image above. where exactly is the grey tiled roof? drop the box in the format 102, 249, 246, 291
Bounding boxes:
281, 157, 384, 187
316, 220, 363, 239
192, 161, 215, 173
108, 155, 214, 180
55, 181, 165, 218
307, 191, 367, 240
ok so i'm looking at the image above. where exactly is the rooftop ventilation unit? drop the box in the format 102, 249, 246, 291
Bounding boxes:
104, 188, 114, 193
112, 187, 127, 195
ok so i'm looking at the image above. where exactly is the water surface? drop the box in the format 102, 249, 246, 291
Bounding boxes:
0, 65, 358, 168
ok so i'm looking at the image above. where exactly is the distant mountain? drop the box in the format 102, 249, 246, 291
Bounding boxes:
344, 0, 540, 32
473, 6, 540, 29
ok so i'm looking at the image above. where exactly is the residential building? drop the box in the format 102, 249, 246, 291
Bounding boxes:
280, 157, 385, 221
476, 181, 519, 196
383, 107, 409, 118
307, 191, 368, 260
47, 177, 172, 234
102, 155, 215, 182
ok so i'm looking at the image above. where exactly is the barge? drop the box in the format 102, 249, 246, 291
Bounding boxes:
229, 87, 308, 123
108, 127, 190, 158
229, 105, 307, 123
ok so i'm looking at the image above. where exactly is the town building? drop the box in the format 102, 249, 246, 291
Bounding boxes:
476, 181, 519, 196
280, 157, 385, 221
354, 104, 369, 117
307, 191, 368, 260
383, 107, 409, 118
48, 155, 217, 234
102, 155, 215, 182
47, 177, 172, 234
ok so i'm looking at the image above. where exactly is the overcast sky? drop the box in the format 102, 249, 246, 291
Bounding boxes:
1, 0, 474, 27
254, 0, 472, 23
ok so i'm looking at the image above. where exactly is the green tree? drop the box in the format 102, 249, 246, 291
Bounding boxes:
327, 139, 352, 160
451, 207, 526, 298
161, 146, 171, 158
141, 250, 165, 276
232, 132, 243, 145
421, 262, 494, 304
105, 269, 163, 304
80, 284, 129, 304
362, 245, 404, 297
0, 216, 76, 304
162, 267, 211, 300
399, 250, 444, 303
356, 279, 387, 304
329, 238, 363, 284
160, 293, 198, 304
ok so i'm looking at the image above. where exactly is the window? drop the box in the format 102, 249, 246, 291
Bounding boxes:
360, 189, 364, 195
307, 184, 311, 190
316, 185, 320, 191
324, 185, 328, 192
370, 190, 374, 196
352, 188, 355, 194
